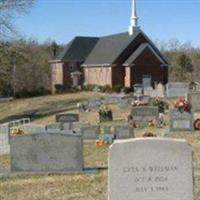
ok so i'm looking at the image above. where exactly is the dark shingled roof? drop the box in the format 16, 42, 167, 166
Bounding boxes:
55, 36, 99, 62
124, 43, 167, 65
82, 30, 141, 66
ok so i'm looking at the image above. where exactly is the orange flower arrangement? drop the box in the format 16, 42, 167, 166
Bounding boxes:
173, 97, 191, 113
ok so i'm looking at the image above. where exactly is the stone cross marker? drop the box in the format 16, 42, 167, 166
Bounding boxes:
10, 132, 83, 172
169, 110, 194, 131
131, 106, 159, 127
108, 138, 193, 200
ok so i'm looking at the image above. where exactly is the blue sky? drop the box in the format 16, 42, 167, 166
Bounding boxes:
14, 0, 200, 46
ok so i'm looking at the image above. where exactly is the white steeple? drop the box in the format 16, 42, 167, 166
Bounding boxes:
129, 0, 139, 35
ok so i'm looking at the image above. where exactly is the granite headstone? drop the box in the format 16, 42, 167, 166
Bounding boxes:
10, 132, 83, 172
108, 138, 193, 200
131, 106, 159, 127
169, 110, 194, 131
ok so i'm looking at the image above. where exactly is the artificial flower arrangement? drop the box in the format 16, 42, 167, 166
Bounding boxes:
131, 99, 148, 107
194, 119, 200, 130
142, 132, 157, 137
98, 105, 113, 122
173, 97, 192, 113
152, 97, 168, 113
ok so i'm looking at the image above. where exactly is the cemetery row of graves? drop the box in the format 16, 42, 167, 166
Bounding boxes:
0, 82, 200, 199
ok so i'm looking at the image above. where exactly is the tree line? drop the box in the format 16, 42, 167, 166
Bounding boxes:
0, 0, 200, 97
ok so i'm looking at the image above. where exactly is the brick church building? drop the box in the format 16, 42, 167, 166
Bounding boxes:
50, 0, 168, 94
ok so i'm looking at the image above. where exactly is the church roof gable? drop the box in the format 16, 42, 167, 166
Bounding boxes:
55, 36, 99, 62
82, 30, 141, 66
124, 43, 166, 65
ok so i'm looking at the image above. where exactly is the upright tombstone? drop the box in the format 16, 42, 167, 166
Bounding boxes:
46, 123, 63, 132
166, 82, 189, 98
114, 126, 134, 139
0, 123, 10, 154
131, 106, 159, 127
169, 110, 194, 132
80, 125, 100, 140
188, 91, 200, 111
56, 113, 79, 123
108, 138, 193, 200
10, 132, 83, 172
21, 123, 46, 134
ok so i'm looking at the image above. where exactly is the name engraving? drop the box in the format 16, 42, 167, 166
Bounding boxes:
122, 165, 178, 193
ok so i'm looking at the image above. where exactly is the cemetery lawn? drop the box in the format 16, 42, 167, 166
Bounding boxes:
0, 92, 105, 124
0, 92, 200, 199
0, 131, 200, 200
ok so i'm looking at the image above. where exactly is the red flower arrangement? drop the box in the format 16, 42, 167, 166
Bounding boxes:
194, 119, 200, 130
142, 132, 157, 137
173, 97, 191, 113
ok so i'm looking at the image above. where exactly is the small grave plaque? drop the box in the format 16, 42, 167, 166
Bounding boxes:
131, 106, 159, 127
10, 132, 83, 172
188, 91, 200, 111
169, 110, 194, 131
108, 138, 193, 200
56, 113, 79, 123
114, 126, 134, 139
166, 82, 189, 98
80, 125, 100, 140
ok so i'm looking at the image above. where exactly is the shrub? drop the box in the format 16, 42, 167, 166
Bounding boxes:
123, 87, 132, 94
54, 84, 63, 94
100, 85, 112, 93
112, 84, 123, 93
82, 84, 97, 91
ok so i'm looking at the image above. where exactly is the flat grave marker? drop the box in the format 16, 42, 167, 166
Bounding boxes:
56, 113, 79, 123
80, 125, 100, 140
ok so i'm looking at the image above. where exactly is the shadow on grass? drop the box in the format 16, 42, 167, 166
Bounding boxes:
0, 98, 87, 123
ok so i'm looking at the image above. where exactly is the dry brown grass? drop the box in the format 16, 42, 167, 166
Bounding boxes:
0, 93, 200, 199
0, 92, 105, 124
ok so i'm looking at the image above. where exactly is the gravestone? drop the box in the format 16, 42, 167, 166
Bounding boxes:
104, 94, 125, 104
166, 82, 189, 98
114, 126, 134, 139
169, 110, 194, 131
134, 84, 143, 95
46, 123, 62, 132
80, 125, 100, 140
108, 138, 193, 200
21, 123, 46, 134
10, 132, 83, 172
56, 113, 79, 123
0, 123, 10, 154
62, 122, 72, 130
131, 106, 159, 127
188, 91, 200, 111
155, 83, 165, 98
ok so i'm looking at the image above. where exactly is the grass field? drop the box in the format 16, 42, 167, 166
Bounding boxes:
0, 92, 200, 200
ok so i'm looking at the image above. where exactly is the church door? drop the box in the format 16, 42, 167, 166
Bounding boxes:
142, 75, 152, 89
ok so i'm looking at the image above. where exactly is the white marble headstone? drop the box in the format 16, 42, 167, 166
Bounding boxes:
108, 138, 193, 200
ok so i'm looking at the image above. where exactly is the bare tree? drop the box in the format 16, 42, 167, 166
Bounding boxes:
0, 0, 34, 38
